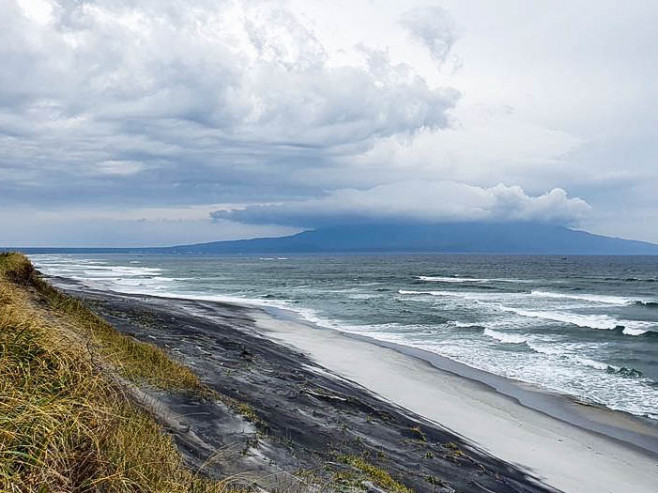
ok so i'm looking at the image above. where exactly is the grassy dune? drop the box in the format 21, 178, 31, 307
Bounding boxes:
0, 253, 229, 492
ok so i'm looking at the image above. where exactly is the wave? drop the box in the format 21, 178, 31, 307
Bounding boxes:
617, 327, 658, 337
398, 289, 483, 301
417, 275, 486, 283
498, 306, 656, 335
417, 275, 529, 283
603, 276, 657, 283
483, 328, 528, 344
347, 293, 379, 300
530, 290, 631, 305
525, 343, 644, 377
621, 327, 649, 336
397, 290, 491, 306
399, 289, 442, 296
570, 357, 642, 377
526, 342, 562, 356
573, 356, 611, 371
451, 321, 483, 329
398, 290, 658, 336
400, 288, 651, 308
77, 266, 163, 277
635, 301, 658, 309
607, 366, 643, 378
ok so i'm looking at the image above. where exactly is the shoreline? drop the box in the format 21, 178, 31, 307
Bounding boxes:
251, 305, 658, 493
270, 307, 658, 457
51, 277, 658, 492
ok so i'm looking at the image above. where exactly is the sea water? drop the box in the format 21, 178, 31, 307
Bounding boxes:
31, 254, 658, 420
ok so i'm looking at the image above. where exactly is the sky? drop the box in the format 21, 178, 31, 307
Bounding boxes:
2, 0, 657, 247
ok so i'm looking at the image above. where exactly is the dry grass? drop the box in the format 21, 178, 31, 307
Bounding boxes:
0, 253, 231, 492
1, 253, 202, 392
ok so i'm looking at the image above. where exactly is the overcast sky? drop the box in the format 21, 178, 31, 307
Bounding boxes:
2, 0, 657, 246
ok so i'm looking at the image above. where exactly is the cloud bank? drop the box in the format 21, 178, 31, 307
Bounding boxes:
211, 182, 591, 228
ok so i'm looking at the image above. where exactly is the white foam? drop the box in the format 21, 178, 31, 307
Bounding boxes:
400, 289, 438, 296
530, 290, 631, 305
622, 327, 649, 336
483, 328, 528, 344
500, 306, 657, 335
418, 275, 487, 283
572, 356, 610, 371
526, 342, 562, 356
347, 293, 379, 300
417, 275, 530, 283
499, 306, 620, 330
398, 289, 472, 298
38, 262, 162, 279
453, 321, 479, 328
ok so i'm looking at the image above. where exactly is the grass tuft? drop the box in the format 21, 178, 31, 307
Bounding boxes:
337, 455, 414, 493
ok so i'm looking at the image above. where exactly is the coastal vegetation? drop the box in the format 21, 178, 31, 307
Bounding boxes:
0, 253, 420, 493
0, 253, 228, 492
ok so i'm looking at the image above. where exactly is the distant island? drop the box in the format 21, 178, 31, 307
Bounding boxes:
9, 222, 658, 255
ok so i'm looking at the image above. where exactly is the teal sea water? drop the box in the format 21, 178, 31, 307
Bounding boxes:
31, 254, 658, 420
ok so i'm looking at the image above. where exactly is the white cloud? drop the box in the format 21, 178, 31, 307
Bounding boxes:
212, 181, 591, 227
399, 6, 459, 67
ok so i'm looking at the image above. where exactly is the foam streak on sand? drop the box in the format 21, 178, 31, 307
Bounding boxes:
253, 311, 658, 493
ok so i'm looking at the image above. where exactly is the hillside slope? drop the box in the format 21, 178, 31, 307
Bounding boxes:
0, 253, 228, 492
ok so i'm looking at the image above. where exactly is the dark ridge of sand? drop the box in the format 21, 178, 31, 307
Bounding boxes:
51, 278, 555, 493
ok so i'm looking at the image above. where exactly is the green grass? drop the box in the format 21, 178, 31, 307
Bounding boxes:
0, 253, 231, 492
337, 455, 414, 493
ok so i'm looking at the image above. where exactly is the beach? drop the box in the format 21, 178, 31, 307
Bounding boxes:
52, 276, 658, 493
256, 309, 658, 493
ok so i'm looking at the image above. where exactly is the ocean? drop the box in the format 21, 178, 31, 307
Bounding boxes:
31, 253, 658, 421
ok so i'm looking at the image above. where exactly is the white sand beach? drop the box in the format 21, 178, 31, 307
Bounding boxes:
254, 310, 658, 493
